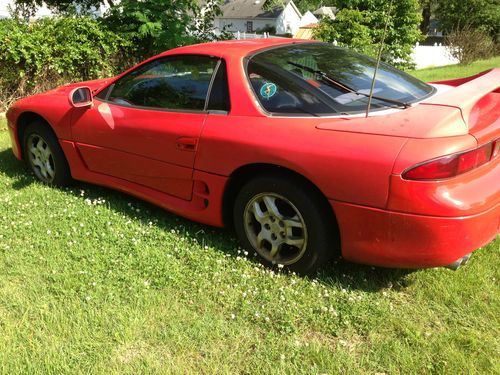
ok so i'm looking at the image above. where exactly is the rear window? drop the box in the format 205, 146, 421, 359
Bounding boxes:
247, 43, 435, 115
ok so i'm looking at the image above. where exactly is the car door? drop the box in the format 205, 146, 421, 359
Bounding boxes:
70, 54, 220, 200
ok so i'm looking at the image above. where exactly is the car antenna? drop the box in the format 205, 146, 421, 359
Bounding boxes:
365, 0, 393, 118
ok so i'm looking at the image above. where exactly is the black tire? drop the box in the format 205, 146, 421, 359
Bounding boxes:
233, 175, 338, 275
23, 121, 72, 186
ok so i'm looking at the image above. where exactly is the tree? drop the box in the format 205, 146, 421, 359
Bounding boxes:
314, 9, 375, 55
12, 0, 229, 62
314, 0, 422, 69
435, 0, 500, 42
418, 0, 436, 35
10, 0, 107, 17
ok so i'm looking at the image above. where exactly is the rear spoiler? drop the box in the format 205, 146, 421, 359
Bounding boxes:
422, 68, 500, 122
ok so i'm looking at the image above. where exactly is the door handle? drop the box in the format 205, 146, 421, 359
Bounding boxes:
176, 137, 198, 152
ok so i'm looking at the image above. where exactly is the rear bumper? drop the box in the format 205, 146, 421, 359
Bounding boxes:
331, 200, 499, 268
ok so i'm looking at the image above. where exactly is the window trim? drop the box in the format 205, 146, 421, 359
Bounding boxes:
95, 54, 224, 114
203, 59, 221, 112
205, 59, 231, 114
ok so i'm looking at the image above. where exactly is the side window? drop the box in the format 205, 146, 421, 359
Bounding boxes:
207, 60, 230, 112
105, 55, 218, 111
247, 60, 335, 115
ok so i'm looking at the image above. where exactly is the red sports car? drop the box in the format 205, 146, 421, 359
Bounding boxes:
6, 39, 499, 274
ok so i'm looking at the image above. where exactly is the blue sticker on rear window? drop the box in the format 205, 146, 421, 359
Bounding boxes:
260, 82, 277, 99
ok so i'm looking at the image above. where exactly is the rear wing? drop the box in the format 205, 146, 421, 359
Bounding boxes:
423, 68, 500, 123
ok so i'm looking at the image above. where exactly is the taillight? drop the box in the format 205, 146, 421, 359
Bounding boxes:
493, 139, 500, 158
402, 139, 498, 180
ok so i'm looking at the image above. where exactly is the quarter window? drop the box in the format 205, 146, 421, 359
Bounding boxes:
105, 55, 219, 111
247, 59, 336, 115
207, 60, 230, 112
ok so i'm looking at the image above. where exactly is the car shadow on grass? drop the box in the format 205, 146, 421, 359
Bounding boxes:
0, 147, 418, 291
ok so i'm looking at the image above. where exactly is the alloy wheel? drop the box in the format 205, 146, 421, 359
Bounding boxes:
243, 192, 308, 265
27, 134, 56, 183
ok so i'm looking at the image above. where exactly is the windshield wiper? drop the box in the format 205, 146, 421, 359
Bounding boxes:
287, 61, 411, 109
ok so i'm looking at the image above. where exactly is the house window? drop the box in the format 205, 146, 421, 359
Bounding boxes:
246, 21, 253, 32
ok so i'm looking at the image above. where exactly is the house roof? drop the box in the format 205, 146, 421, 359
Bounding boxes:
218, 0, 285, 19
300, 23, 318, 29
313, 6, 337, 18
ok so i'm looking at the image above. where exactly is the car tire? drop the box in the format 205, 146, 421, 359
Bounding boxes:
23, 122, 72, 186
233, 175, 338, 275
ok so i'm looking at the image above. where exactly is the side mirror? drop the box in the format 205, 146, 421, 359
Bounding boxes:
69, 86, 93, 108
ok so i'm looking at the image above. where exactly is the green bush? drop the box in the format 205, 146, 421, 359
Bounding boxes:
0, 17, 130, 110
445, 26, 495, 64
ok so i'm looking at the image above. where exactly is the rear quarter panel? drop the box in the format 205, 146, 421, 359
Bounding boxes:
197, 114, 407, 209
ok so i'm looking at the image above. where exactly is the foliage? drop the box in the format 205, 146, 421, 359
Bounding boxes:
1, 0, 231, 110
0, 17, 129, 109
103, 0, 199, 61
9, 0, 108, 17
436, 0, 500, 43
314, 9, 375, 56
313, 0, 423, 69
445, 26, 495, 65
12, 0, 231, 62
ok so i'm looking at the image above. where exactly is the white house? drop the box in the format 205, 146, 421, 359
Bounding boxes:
215, 0, 315, 36
312, 6, 337, 20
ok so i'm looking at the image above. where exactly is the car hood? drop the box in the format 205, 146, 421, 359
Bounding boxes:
50, 77, 115, 95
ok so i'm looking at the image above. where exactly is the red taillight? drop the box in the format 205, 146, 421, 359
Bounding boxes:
403, 140, 498, 180
493, 139, 500, 158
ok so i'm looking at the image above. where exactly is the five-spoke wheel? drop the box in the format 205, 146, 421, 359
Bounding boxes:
26, 133, 56, 183
23, 122, 72, 186
244, 193, 308, 265
234, 174, 339, 274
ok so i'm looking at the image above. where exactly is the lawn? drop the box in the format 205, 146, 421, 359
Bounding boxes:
410, 55, 500, 82
0, 59, 499, 374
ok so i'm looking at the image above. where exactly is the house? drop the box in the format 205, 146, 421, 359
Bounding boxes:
293, 22, 318, 39
312, 6, 337, 20
214, 0, 315, 36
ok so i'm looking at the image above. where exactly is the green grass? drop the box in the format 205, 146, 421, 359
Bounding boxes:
0, 59, 499, 374
410, 55, 500, 82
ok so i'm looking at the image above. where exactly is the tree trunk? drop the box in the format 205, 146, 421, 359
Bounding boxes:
420, 4, 431, 34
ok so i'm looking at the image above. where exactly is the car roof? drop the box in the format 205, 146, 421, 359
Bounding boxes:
159, 38, 316, 58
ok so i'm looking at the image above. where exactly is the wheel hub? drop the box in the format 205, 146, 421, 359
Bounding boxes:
27, 134, 55, 183
244, 193, 307, 265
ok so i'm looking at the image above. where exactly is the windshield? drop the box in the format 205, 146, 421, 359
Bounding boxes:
247, 43, 435, 115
